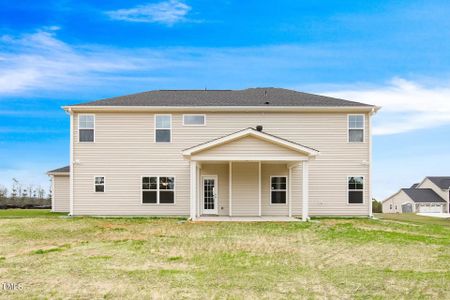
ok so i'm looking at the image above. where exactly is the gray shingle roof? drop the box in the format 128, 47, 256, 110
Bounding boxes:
71, 88, 374, 107
402, 188, 446, 203
48, 166, 70, 173
410, 183, 419, 188
426, 176, 450, 189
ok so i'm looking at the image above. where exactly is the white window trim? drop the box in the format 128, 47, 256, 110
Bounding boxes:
347, 114, 365, 143
270, 176, 288, 205
78, 114, 95, 143
154, 114, 172, 143
141, 175, 176, 205
94, 176, 105, 193
182, 114, 206, 126
347, 175, 365, 205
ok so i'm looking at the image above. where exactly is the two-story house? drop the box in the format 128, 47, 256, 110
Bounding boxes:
47, 88, 379, 220
382, 177, 450, 214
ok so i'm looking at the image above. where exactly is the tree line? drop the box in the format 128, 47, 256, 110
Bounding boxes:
0, 178, 51, 209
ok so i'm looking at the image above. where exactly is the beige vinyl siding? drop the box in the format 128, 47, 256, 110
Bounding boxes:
231, 162, 259, 216
382, 190, 414, 213
52, 175, 70, 212
72, 112, 370, 216
191, 135, 305, 160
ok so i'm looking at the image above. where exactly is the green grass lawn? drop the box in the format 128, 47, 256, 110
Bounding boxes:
0, 210, 449, 299
375, 213, 450, 227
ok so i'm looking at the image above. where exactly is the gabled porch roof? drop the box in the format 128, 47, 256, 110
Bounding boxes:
182, 127, 320, 158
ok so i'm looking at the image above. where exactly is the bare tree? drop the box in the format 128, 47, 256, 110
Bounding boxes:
37, 186, 45, 199
0, 184, 7, 199
47, 179, 52, 200
11, 178, 20, 198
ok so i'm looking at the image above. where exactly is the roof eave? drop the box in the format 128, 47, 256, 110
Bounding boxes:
62, 105, 377, 113
47, 171, 70, 176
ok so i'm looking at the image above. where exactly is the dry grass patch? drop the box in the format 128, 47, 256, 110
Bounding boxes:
0, 210, 448, 299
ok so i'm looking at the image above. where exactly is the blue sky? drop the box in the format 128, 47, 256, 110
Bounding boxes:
1, 0, 450, 199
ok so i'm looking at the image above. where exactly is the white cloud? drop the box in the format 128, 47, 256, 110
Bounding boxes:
324, 78, 450, 135
0, 29, 169, 96
106, 0, 191, 26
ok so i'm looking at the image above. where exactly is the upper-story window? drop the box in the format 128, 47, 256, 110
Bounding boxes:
79, 114, 95, 142
348, 114, 364, 143
183, 114, 206, 126
155, 115, 171, 143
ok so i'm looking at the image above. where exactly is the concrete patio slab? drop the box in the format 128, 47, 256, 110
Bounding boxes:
195, 216, 302, 222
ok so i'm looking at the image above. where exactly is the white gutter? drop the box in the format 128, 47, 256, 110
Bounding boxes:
62, 105, 379, 113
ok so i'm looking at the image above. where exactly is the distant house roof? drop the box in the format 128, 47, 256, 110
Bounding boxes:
47, 165, 70, 174
410, 183, 419, 188
401, 188, 446, 203
69, 88, 376, 108
426, 176, 450, 189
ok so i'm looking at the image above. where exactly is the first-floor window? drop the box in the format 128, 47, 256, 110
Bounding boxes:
271, 176, 287, 204
95, 176, 105, 192
142, 176, 175, 204
348, 176, 364, 204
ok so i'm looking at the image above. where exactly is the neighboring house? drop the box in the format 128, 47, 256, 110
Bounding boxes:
382, 177, 450, 213
48, 88, 379, 220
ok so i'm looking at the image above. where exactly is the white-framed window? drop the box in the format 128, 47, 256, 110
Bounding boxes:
79, 114, 95, 142
155, 115, 171, 143
270, 176, 287, 204
348, 114, 364, 143
94, 176, 105, 193
142, 176, 175, 204
348, 176, 364, 204
390, 204, 392, 210
183, 114, 206, 126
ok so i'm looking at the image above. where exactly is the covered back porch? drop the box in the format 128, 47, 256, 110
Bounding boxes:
183, 127, 319, 221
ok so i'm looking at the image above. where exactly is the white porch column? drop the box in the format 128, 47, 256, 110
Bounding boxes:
190, 161, 198, 220
258, 161, 262, 216
288, 166, 293, 217
197, 164, 201, 218
229, 161, 233, 217
302, 160, 309, 221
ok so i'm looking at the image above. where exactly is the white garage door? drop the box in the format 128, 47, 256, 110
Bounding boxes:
418, 204, 443, 213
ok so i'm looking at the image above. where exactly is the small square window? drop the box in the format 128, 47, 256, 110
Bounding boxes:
95, 176, 105, 193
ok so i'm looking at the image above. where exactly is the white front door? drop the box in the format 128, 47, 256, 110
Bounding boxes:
202, 175, 218, 215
